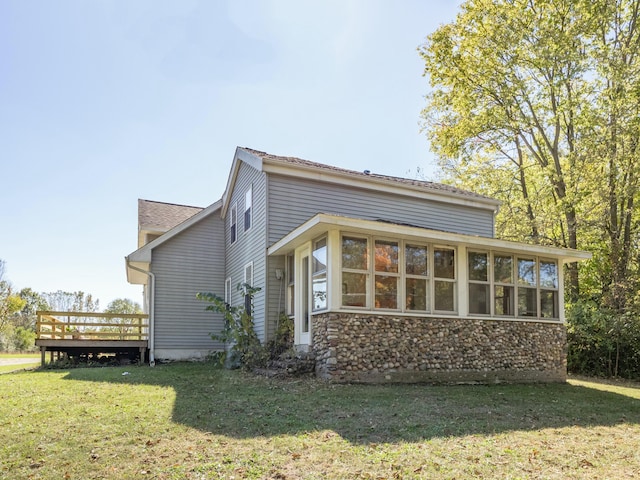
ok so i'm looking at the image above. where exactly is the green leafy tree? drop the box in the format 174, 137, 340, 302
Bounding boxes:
420, 0, 640, 311
197, 284, 266, 370
105, 298, 142, 315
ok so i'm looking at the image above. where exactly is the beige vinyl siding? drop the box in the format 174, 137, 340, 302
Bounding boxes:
151, 212, 226, 351
267, 174, 495, 245
225, 162, 268, 340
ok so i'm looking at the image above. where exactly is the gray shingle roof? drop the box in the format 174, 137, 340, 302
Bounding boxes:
138, 199, 203, 232
239, 147, 497, 203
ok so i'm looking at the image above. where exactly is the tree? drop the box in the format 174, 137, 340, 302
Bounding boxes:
0, 260, 26, 333
42, 291, 100, 313
104, 298, 143, 315
419, 0, 640, 311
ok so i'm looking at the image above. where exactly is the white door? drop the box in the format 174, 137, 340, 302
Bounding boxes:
295, 246, 311, 346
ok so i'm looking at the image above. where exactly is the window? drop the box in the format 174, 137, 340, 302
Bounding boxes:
375, 239, 399, 309
339, 235, 457, 313
493, 254, 514, 316
244, 186, 252, 232
243, 262, 253, 315
312, 237, 327, 311
433, 247, 456, 311
540, 260, 559, 318
468, 251, 490, 314
405, 244, 428, 311
468, 252, 559, 319
341, 236, 369, 307
224, 277, 232, 308
286, 254, 295, 316
517, 258, 537, 316
230, 203, 237, 244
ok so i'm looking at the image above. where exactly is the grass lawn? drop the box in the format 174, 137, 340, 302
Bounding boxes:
1, 364, 639, 479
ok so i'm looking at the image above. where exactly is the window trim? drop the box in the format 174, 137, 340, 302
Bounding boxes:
224, 277, 232, 307
341, 235, 370, 309
230, 202, 238, 244
339, 234, 458, 314
466, 251, 560, 320
244, 185, 252, 232
243, 261, 254, 315
405, 242, 430, 313
468, 250, 490, 316
432, 245, 457, 314
312, 236, 328, 312
286, 254, 295, 317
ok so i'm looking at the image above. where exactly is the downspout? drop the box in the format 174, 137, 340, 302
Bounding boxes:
126, 260, 156, 367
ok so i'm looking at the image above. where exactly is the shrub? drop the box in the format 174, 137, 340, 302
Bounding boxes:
567, 300, 640, 378
197, 285, 267, 371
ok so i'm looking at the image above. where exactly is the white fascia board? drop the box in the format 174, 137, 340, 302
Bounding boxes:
261, 162, 501, 213
268, 214, 592, 263
125, 259, 151, 284
221, 148, 264, 218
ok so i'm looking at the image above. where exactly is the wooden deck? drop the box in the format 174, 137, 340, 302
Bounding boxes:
35, 311, 149, 366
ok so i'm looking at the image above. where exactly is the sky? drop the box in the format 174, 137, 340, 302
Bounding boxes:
0, 0, 462, 309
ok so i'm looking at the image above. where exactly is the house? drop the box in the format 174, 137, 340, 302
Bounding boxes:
125, 147, 591, 383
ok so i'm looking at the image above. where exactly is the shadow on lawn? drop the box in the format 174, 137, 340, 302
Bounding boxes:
63, 364, 640, 444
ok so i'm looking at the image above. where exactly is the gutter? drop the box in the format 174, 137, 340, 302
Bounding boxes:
126, 259, 156, 366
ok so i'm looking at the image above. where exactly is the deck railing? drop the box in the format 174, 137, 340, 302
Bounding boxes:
36, 311, 149, 341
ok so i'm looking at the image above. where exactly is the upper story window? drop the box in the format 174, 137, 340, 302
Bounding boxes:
230, 203, 237, 244
244, 186, 252, 232
312, 237, 327, 311
467, 251, 559, 319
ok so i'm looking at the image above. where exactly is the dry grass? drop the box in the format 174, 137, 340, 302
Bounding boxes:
1, 363, 639, 479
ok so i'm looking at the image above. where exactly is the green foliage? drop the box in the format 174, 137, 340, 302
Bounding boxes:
567, 301, 640, 378
266, 312, 294, 359
421, 0, 640, 378
197, 284, 267, 370
105, 298, 143, 314
12, 326, 36, 352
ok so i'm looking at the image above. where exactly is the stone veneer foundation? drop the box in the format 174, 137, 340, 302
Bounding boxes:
312, 313, 567, 384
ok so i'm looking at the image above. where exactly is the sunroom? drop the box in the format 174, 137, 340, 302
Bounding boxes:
268, 213, 591, 383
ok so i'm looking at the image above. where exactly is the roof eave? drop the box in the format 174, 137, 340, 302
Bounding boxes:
261, 160, 501, 212
267, 213, 591, 263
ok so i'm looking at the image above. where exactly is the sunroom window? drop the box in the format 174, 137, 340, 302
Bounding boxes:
493, 254, 515, 316
468, 251, 490, 315
467, 252, 559, 319
312, 237, 327, 311
374, 239, 399, 309
517, 258, 537, 317
433, 247, 456, 312
342, 236, 369, 307
540, 260, 559, 318
405, 244, 428, 311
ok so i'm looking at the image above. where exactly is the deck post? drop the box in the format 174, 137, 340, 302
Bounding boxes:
40, 346, 46, 367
